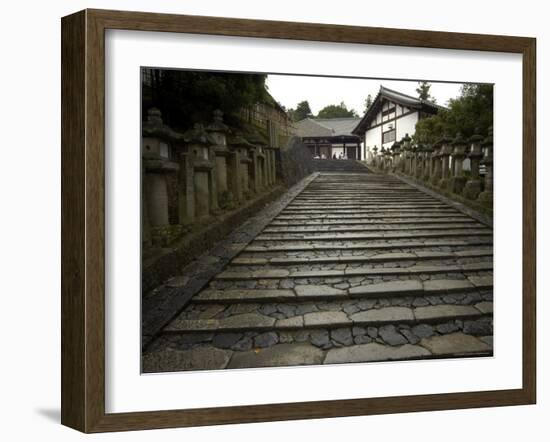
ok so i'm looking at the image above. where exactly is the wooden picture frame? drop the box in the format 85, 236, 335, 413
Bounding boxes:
61, 8, 536, 433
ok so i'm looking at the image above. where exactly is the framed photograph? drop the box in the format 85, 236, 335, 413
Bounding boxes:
61, 9, 536, 433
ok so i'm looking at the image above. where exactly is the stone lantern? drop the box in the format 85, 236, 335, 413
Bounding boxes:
478, 126, 494, 204
462, 129, 485, 200
415, 143, 426, 178
372, 145, 379, 167
380, 146, 387, 170
182, 123, 219, 220
436, 133, 453, 189
141, 108, 182, 247
423, 144, 434, 182
402, 134, 412, 174
449, 132, 468, 194
383, 145, 393, 170
228, 133, 255, 201
245, 131, 269, 193
410, 142, 419, 177
206, 110, 232, 208
391, 141, 401, 172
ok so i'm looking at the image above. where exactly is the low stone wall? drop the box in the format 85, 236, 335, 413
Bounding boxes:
142, 184, 285, 293
277, 136, 315, 186
369, 129, 493, 218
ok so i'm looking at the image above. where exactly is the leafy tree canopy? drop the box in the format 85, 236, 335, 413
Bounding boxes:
414, 84, 493, 144
363, 94, 373, 114
143, 69, 268, 130
287, 100, 313, 122
317, 101, 358, 119
416, 81, 436, 102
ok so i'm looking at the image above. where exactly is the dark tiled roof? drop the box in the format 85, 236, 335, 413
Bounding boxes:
295, 117, 362, 138
351, 86, 446, 135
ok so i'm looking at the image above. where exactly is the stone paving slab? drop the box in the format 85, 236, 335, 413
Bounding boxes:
294, 285, 347, 298
349, 280, 423, 297
262, 224, 485, 233
216, 262, 493, 280
475, 301, 494, 314
143, 346, 232, 373
255, 230, 492, 241
303, 311, 351, 327
420, 332, 491, 355
166, 313, 276, 332
414, 305, 482, 321
350, 307, 415, 323
275, 213, 471, 220
324, 342, 431, 364
195, 289, 296, 302
270, 218, 476, 226
166, 305, 486, 332
191, 284, 492, 304
227, 343, 325, 369
468, 275, 494, 287
244, 239, 493, 252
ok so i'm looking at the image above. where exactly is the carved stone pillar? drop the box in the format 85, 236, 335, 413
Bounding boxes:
178, 152, 195, 224
391, 141, 401, 172
430, 145, 442, 185
448, 133, 467, 194
463, 131, 484, 200
183, 123, 219, 219
423, 144, 434, 182
228, 134, 255, 200
207, 109, 232, 208
141, 108, 182, 247
438, 146, 451, 189
417, 148, 423, 178
478, 127, 494, 205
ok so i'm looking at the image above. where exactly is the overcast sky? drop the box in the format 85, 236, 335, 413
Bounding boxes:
266, 74, 465, 116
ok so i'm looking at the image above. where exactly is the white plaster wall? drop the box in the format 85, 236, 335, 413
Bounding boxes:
396, 112, 419, 141
365, 126, 381, 152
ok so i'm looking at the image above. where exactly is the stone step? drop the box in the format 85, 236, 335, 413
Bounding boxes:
323, 334, 492, 365
231, 249, 493, 266
215, 262, 493, 280
293, 196, 440, 199
270, 218, 475, 226
244, 238, 493, 252
254, 230, 492, 242
281, 210, 461, 215
287, 198, 449, 205
164, 303, 492, 333
298, 192, 423, 196
143, 333, 492, 372
262, 224, 485, 233
275, 213, 470, 220
286, 205, 449, 210
195, 277, 492, 304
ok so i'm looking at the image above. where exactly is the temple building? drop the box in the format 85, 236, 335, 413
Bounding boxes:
294, 117, 363, 160
352, 86, 444, 160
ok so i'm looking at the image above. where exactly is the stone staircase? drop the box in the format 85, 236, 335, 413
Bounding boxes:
311, 159, 370, 173
144, 172, 493, 372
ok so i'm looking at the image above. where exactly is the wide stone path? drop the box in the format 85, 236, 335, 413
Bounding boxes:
144, 170, 493, 373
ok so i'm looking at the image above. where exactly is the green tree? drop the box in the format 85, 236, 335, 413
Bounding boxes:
142, 69, 268, 130
288, 100, 313, 121
414, 83, 493, 144
317, 101, 358, 118
416, 81, 435, 102
363, 94, 373, 113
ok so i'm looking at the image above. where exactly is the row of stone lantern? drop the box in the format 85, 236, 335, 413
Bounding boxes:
142, 108, 279, 248
369, 128, 493, 205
